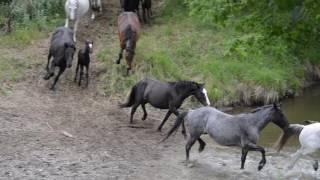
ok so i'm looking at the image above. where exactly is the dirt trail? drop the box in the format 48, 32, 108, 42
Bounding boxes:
0, 0, 319, 179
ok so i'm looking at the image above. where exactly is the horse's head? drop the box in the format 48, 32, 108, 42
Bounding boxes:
269, 103, 289, 130
85, 40, 93, 54
191, 82, 211, 106
64, 43, 76, 68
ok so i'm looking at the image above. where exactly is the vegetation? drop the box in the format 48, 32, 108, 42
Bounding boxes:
0, 0, 65, 46
99, 0, 320, 106
0, 0, 65, 94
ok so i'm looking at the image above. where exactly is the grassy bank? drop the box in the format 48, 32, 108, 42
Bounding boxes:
0, 0, 64, 94
98, 1, 319, 106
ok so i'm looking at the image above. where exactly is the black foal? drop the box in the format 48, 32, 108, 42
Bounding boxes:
74, 40, 93, 87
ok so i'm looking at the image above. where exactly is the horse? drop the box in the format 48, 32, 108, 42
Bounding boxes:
65, 0, 90, 42
162, 104, 290, 171
120, 0, 140, 14
90, 0, 102, 20
141, 0, 152, 23
120, 78, 210, 131
74, 40, 93, 87
44, 27, 76, 90
275, 122, 320, 171
116, 12, 141, 75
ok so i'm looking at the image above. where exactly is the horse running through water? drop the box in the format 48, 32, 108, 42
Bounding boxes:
44, 27, 76, 90
162, 104, 289, 170
65, 0, 90, 42
116, 12, 141, 75
90, 0, 102, 20
275, 122, 320, 171
74, 40, 93, 87
120, 78, 210, 131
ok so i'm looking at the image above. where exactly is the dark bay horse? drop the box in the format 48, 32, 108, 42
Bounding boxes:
44, 27, 76, 90
162, 104, 290, 171
116, 12, 141, 75
120, 78, 210, 131
120, 0, 140, 14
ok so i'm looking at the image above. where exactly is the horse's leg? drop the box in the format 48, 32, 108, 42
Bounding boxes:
245, 143, 266, 171
44, 59, 55, 80
287, 149, 303, 169
313, 160, 319, 171
73, 19, 79, 42
186, 136, 197, 163
157, 111, 172, 132
50, 66, 65, 90
240, 146, 249, 169
74, 62, 79, 82
46, 52, 52, 71
141, 103, 148, 121
130, 103, 140, 124
91, 12, 95, 20
142, 6, 147, 23
116, 48, 124, 64
65, 17, 69, 27
198, 138, 206, 153
85, 64, 89, 87
79, 65, 84, 86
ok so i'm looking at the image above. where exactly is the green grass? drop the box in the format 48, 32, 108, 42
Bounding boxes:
98, 10, 307, 105
0, 18, 64, 47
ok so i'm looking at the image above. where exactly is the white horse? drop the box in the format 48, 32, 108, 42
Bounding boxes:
89, 0, 102, 20
275, 122, 320, 171
65, 0, 90, 42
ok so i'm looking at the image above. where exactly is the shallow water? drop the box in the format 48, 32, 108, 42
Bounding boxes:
259, 83, 320, 147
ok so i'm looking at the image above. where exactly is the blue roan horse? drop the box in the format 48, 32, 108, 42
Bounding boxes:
162, 104, 290, 171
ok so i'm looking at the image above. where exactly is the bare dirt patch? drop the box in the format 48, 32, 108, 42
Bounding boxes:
0, 0, 319, 179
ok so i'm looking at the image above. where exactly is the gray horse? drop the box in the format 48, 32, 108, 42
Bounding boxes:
162, 104, 290, 170
44, 27, 76, 90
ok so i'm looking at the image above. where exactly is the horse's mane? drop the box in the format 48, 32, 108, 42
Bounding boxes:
169, 81, 198, 90
250, 104, 273, 113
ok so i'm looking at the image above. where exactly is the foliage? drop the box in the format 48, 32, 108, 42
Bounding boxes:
0, 0, 64, 34
184, 0, 320, 64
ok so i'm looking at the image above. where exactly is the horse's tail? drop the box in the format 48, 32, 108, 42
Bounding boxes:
161, 111, 188, 142
274, 124, 304, 152
119, 85, 136, 108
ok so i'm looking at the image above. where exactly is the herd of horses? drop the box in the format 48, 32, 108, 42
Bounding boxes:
41, 0, 320, 174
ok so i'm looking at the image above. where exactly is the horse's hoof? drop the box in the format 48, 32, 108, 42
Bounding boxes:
258, 164, 264, 171
43, 75, 50, 80
198, 146, 205, 153
187, 163, 194, 168
157, 128, 162, 132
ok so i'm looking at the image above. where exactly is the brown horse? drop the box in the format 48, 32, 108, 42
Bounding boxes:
116, 12, 141, 75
